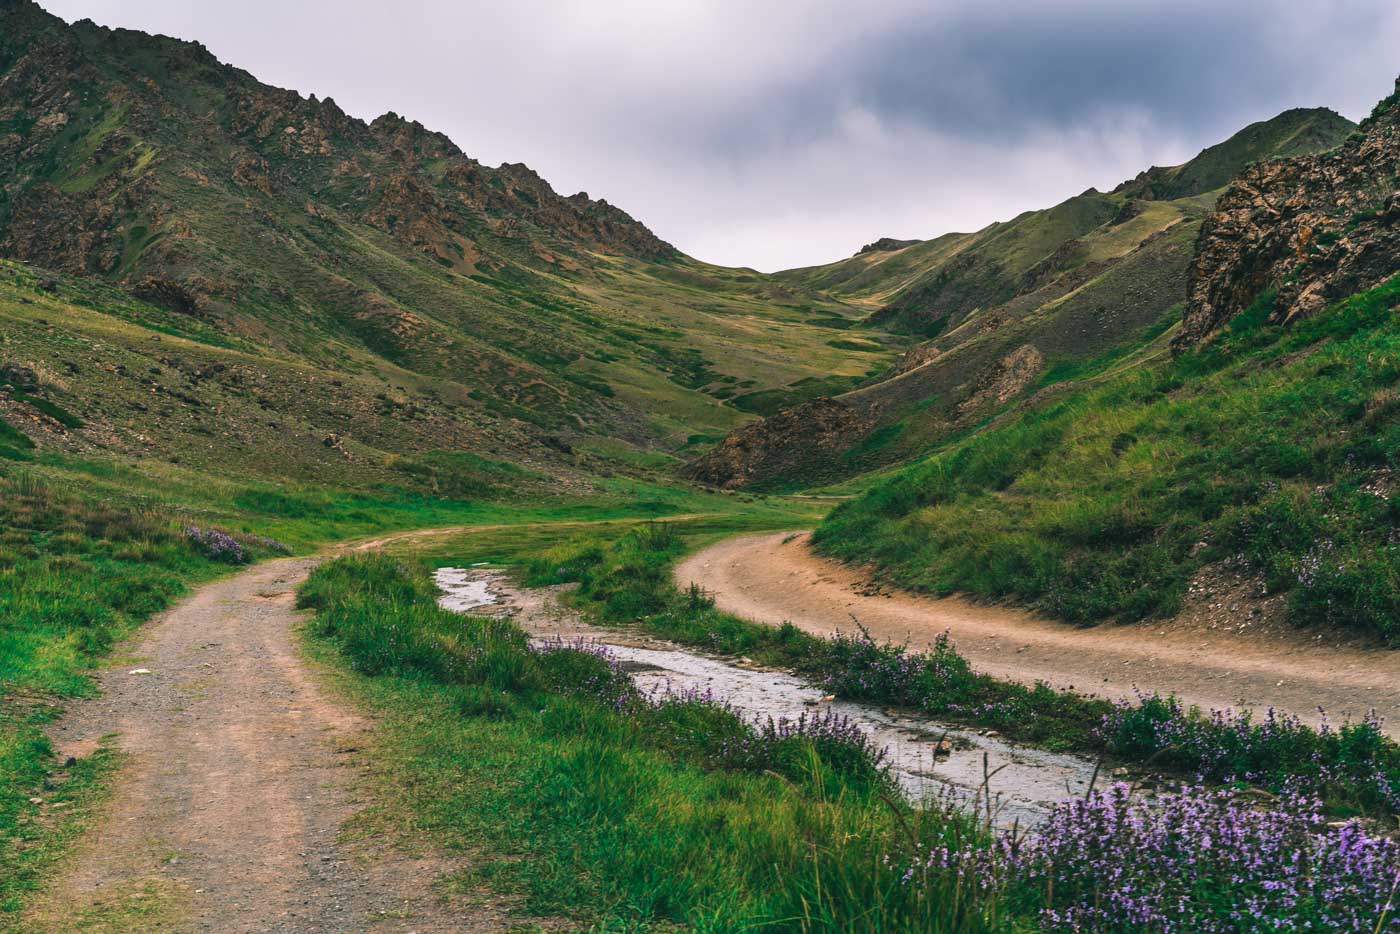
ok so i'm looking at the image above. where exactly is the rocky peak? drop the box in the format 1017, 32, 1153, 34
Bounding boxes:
0, 0, 677, 298
1178, 78, 1399, 348
857, 237, 922, 255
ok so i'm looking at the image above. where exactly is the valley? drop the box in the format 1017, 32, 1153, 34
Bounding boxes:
2, 0, 1400, 929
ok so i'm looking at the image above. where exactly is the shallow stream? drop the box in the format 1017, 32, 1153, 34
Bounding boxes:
435, 566, 1104, 827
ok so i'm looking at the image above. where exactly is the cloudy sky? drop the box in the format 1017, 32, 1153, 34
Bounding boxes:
42, 1, 1400, 271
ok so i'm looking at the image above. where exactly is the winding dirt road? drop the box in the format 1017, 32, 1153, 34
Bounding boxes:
27, 554, 501, 933
677, 532, 1400, 734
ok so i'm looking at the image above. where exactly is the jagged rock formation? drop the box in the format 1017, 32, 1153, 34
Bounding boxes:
857, 237, 922, 255
1180, 78, 1400, 346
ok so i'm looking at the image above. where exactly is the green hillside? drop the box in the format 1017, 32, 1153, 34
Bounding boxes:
689, 108, 1355, 490
815, 276, 1400, 636
0, 0, 896, 485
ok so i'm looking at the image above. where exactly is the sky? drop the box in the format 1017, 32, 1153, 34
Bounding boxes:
41, 1, 1400, 271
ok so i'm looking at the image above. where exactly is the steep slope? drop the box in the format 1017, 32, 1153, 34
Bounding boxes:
0, 0, 893, 483
690, 107, 1356, 489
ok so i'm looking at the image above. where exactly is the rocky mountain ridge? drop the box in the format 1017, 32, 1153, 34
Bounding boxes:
0, 0, 674, 312
0, 0, 884, 485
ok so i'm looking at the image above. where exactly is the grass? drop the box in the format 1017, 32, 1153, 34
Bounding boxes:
815, 277, 1400, 639
298, 549, 1006, 931
0, 446, 819, 922
0, 471, 244, 916
301, 520, 1400, 930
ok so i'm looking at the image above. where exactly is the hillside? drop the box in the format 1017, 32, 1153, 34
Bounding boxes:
688, 107, 1356, 489
813, 78, 1400, 637
0, 0, 896, 485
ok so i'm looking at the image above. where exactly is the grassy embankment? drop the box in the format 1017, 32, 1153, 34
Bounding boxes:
301, 519, 1400, 930
816, 277, 1400, 637
0, 445, 800, 918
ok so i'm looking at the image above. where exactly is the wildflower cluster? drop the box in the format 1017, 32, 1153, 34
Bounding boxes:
243, 533, 291, 554
718, 709, 893, 791
1006, 784, 1400, 932
534, 637, 895, 792
817, 628, 976, 708
807, 627, 1094, 742
532, 637, 637, 712
182, 526, 289, 563
183, 525, 247, 563
1102, 692, 1400, 811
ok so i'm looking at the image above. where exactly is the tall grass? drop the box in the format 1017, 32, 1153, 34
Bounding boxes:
815, 277, 1400, 638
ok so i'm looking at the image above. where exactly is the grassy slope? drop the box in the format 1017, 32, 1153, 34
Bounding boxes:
690, 109, 1356, 492
815, 277, 1400, 637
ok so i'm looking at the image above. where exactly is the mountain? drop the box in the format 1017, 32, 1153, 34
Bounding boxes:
810, 77, 1400, 636
0, 0, 894, 484
688, 107, 1357, 489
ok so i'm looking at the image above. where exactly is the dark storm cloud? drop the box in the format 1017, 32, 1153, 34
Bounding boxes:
40, 1, 1400, 269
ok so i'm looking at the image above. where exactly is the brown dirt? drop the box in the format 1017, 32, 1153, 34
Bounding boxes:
676, 532, 1400, 733
26, 553, 507, 933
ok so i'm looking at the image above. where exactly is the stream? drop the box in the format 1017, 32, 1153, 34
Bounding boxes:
434, 566, 1104, 828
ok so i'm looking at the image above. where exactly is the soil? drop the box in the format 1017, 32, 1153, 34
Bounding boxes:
25, 553, 508, 933
676, 532, 1400, 733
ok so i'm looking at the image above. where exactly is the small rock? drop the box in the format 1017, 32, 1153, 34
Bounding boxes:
0, 363, 39, 392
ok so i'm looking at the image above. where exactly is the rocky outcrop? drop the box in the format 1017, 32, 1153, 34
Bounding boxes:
683, 397, 874, 489
858, 237, 922, 255
956, 344, 1044, 419
1179, 78, 1400, 348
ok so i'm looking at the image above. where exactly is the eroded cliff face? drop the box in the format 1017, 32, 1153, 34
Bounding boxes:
1180, 78, 1400, 347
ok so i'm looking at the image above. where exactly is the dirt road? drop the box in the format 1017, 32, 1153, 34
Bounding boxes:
28, 555, 500, 933
676, 532, 1400, 733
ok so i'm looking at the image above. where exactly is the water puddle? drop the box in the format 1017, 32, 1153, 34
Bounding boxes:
435, 567, 1103, 827
434, 566, 501, 612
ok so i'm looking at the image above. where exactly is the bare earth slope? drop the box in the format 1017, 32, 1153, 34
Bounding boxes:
677, 533, 1400, 733
26, 555, 501, 933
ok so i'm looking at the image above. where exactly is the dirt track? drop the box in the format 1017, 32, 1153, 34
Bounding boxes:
676, 532, 1400, 733
27, 554, 500, 933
